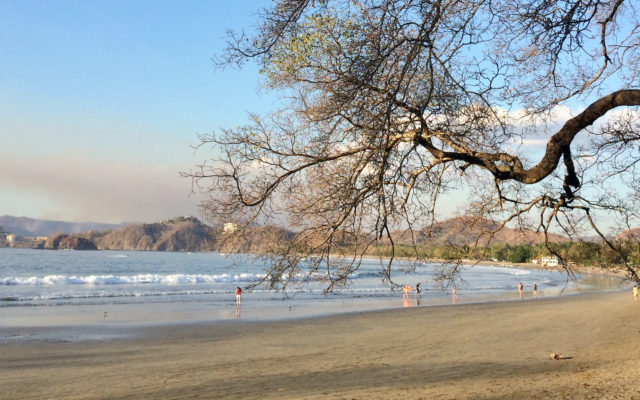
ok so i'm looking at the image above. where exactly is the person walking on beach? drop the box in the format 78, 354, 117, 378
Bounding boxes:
235, 286, 242, 306
633, 285, 638, 301
452, 285, 457, 304
532, 282, 537, 298
402, 284, 412, 298
416, 282, 421, 295
518, 282, 523, 299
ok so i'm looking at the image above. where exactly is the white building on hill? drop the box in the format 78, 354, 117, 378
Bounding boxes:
541, 256, 560, 267
223, 222, 238, 234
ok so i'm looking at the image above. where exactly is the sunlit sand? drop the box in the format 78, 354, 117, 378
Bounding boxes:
1, 290, 639, 399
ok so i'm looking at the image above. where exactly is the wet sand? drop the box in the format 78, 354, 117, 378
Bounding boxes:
1, 290, 639, 399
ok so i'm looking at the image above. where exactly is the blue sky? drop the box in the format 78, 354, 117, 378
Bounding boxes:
0, 1, 623, 230
0, 0, 550, 227
0, 0, 273, 223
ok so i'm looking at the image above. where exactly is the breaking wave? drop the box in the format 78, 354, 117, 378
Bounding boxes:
0, 273, 265, 286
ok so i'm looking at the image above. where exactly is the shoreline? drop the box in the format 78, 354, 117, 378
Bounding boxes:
0, 270, 629, 338
0, 258, 630, 338
355, 252, 634, 281
1, 289, 639, 399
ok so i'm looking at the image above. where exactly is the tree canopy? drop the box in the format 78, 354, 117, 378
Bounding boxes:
188, 0, 640, 288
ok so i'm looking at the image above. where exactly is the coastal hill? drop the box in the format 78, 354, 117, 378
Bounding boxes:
84, 216, 217, 252
3, 215, 569, 251
389, 217, 567, 246
44, 234, 98, 250
82, 216, 294, 253
615, 228, 640, 241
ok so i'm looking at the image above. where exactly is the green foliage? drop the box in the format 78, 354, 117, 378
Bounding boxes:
506, 245, 533, 263
264, 11, 363, 86
566, 241, 601, 265
488, 243, 508, 261
371, 240, 638, 268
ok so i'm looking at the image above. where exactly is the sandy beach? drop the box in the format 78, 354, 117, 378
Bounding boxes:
1, 290, 639, 399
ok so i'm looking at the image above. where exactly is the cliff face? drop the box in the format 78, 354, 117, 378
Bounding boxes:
45, 234, 98, 250
87, 217, 217, 251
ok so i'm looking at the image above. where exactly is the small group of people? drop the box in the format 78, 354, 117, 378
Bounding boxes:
518, 281, 538, 299
402, 282, 457, 304
402, 283, 424, 296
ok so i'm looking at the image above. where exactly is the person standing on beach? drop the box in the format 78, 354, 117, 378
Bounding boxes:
518, 282, 523, 299
235, 286, 242, 306
415, 283, 422, 306
452, 285, 457, 304
633, 285, 638, 301
402, 284, 411, 298
532, 282, 537, 298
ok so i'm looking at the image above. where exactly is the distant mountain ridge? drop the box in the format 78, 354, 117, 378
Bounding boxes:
0, 215, 126, 237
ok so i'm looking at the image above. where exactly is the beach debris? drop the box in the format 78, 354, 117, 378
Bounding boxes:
550, 353, 565, 360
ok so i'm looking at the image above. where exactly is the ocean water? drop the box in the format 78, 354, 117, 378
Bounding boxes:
0, 248, 626, 330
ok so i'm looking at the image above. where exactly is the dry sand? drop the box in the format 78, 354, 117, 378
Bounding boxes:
2, 291, 639, 399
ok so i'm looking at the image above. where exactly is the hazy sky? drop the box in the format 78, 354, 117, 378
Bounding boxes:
0, 0, 275, 223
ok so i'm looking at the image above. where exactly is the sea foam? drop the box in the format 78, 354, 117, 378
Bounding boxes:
0, 273, 264, 286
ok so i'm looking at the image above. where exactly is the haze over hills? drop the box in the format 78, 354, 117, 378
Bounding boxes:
0, 215, 126, 237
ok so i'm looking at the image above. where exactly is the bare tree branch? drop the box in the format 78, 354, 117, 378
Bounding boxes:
189, 0, 640, 288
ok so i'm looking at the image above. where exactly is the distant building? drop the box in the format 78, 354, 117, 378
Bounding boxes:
223, 222, 238, 234
6, 234, 16, 243
541, 256, 560, 267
